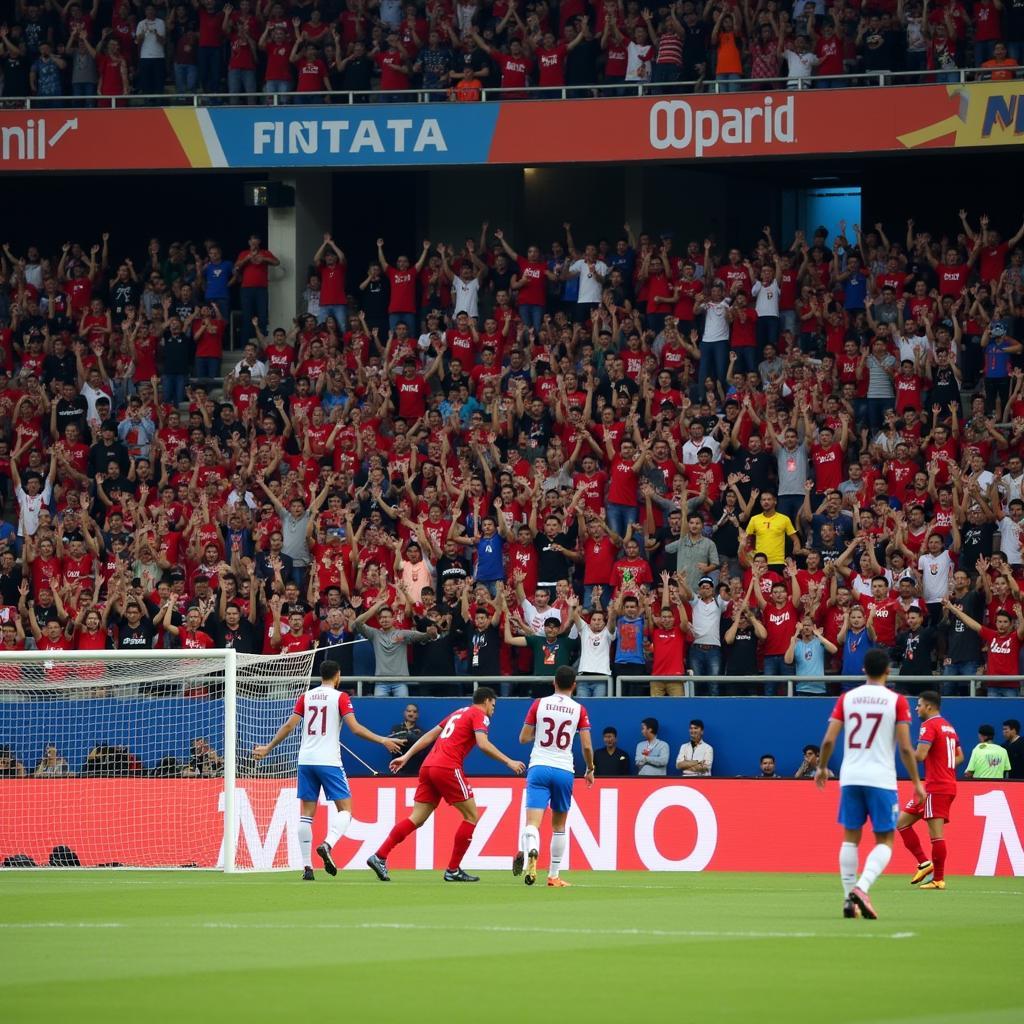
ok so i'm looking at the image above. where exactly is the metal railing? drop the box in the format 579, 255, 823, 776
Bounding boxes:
9, 66, 999, 110
618, 674, 1023, 698
344, 673, 1019, 698
347, 673, 612, 697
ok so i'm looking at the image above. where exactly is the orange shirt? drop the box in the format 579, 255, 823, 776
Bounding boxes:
982, 57, 1017, 81
716, 31, 743, 74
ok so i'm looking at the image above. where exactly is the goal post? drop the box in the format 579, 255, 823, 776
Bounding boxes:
0, 647, 318, 871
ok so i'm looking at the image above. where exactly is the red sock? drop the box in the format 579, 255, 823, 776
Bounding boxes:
898, 824, 926, 864
931, 838, 947, 882
376, 818, 417, 859
447, 820, 476, 872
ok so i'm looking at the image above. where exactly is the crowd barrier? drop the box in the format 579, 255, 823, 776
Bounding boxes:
3, 777, 1021, 874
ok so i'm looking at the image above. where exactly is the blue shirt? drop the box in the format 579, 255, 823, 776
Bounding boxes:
841, 628, 873, 684
614, 615, 646, 664
474, 534, 504, 581
202, 260, 234, 300
842, 272, 868, 310
794, 637, 826, 695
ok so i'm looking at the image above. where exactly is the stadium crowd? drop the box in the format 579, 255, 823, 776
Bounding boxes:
1, 210, 1024, 699
0, 0, 1021, 103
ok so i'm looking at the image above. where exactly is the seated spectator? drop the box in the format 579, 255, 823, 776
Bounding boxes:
794, 743, 833, 780
634, 716, 669, 777
388, 702, 425, 774
32, 743, 72, 778
0, 743, 27, 778
756, 753, 780, 778
182, 736, 223, 777
675, 718, 713, 777
594, 726, 631, 776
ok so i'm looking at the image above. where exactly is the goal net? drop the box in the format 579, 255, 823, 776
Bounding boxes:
0, 648, 319, 870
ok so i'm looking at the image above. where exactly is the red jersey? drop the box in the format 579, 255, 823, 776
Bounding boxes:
387, 267, 417, 313
761, 599, 798, 656
810, 443, 844, 491
859, 594, 901, 647
918, 715, 959, 795
423, 703, 490, 770
651, 626, 687, 675
979, 626, 1021, 683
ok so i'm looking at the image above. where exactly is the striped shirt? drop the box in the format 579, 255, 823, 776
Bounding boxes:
656, 31, 683, 65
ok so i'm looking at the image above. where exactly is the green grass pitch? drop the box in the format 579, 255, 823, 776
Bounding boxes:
2, 871, 1021, 1023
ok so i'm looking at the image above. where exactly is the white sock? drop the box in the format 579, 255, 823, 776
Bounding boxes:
325, 811, 352, 849
856, 844, 892, 893
549, 832, 566, 879
839, 842, 859, 897
298, 816, 313, 868
522, 825, 540, 856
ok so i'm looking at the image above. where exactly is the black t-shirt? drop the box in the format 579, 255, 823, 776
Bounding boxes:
1005, 736, 1024, 780
161, 330, 192, 375
43, 353, 77, 388
517, 410, 555, 450
725, 628, 759, 675
725, 447, 776, 496
594, 746, 631, 776
435, 553, 470, 586
110, 281, 141, 320
534, 527, 577, 583
88, 440, 129, 477
960, 522, 996, 570
893, 626, 938, 675
360, 277, 388, 320
341, 54, 374, 91
211, 618, 259, 654
464, 622, 501, 675
115, 616, 155, 650
566, 38, 599, 84
943, 589, 984, 663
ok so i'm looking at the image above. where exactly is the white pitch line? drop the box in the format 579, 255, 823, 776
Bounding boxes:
0, 921, 918, 940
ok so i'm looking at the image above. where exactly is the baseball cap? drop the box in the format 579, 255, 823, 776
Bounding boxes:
698, 576, 714, 586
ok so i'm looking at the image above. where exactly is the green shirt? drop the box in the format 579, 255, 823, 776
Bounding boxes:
524, 634, 579, 676
966, 742, 1011, 779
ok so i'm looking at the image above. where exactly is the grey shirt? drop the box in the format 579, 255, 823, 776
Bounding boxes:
665, 533, 720, 583
775, 441, 808, 496
635, 737, 670, 776
355, 623, 430, 676
281, 511, 311, 567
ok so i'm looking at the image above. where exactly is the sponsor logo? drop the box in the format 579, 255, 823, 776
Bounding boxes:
1, 117, 77, 161
252, 117, 447, 156
649, 97, 794, 156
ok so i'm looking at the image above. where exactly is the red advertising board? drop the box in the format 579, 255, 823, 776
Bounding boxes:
3, 779, 1022, 875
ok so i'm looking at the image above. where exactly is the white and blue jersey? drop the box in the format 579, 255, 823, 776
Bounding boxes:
293, 685, 354, 802
523, 693, 591, 813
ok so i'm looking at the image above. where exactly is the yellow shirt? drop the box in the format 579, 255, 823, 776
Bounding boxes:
746, 512, 796, 565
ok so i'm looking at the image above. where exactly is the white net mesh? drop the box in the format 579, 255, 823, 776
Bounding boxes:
0, 650, 316, 870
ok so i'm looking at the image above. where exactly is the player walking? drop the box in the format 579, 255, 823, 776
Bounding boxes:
896, 690, 963, 890
816, 648, 926, 920
367, 687, 525, 883
253, 659, 404, 881
515, 665, 595, 888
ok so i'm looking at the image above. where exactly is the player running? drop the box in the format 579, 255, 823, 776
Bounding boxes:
816, 648, 926, 920
253, 659, 404, 881
515, 665, 595, 888
367, 687, 526, 883
896, 690, 963, 891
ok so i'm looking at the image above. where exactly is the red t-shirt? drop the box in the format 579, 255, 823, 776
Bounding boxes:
535, 43, 567, 86
237, 250, 275, 288
761, 599, 798, 656
810, 443, 844, 492
374, 49, 410, 90
979, 626, 1021, 684
859, 594, 901, 647
423, 704, 489, 770
387, 267, 417, 313
515, 258, 548, 307
394, 373, 429, 418
607, 454, 639, 506
652, 626, 687, 675
319, 261, 347, 305
264, 42, 291, 82
295, 57, 328, 92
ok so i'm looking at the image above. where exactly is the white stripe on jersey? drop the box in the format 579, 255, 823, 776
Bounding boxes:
832, 683, 910, 790
295, 686, 352, 768
527, 693, 591, 772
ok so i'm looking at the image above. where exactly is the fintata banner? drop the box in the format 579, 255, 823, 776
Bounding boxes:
3, 778, 1022, 874
0, 82, 1022, 171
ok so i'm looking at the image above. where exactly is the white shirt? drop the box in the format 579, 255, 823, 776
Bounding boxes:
676, 740, 714, 776
751, 279, 779, 317
15, 479, 52, 537
294, 685, 352, 767
525, 692, 591, 772
682, 436, 722, 464
135, 18, 166, 59
569, 259, 608, 304
577, 618, 615, 675
897, 332, 929, 364
452, 276, 480, 319
80, 381, 112, 424
998, 515, 1023, 565
782, 48, 819, 81
625, 41, 653, 81
520, 599, 562, 635
831, 683, 911, 789
232, 357, 267, 381
689, 595, 728, 646
918, 550, 952, 603
701, 298, 731, 342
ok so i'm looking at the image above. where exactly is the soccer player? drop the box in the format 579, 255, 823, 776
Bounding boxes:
515, 665, 595, 888
367, 687, 526, 883
896, 690, 963, 891
816, 648, 926, 920
253, 659, 404, 881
